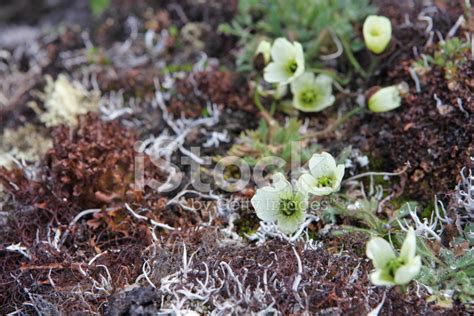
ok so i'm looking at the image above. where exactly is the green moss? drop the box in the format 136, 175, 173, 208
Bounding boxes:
164, 64, 193, 73
420, 201, 435, 219
235, 211, 260, 237
367, 153, 386, 171
390, 197, 414, 210
306, 229, 318, 240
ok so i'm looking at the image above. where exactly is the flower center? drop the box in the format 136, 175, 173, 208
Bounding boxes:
385, 257, 405, 277
286, 60, 298, 75
300, 89, 317, 106
369, 28, 380, 36
279, 198, 298, 216
317, 175, 333, 187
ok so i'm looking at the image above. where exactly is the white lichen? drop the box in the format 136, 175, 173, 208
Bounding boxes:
0, 123, 52, 168
31, 74, 99, 127
456, 166, 474, 221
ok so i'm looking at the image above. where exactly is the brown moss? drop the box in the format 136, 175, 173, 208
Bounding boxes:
0, 114, 225, 313
169, 70, 256, 118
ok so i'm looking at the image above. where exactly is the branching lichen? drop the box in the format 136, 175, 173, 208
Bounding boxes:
456, 166, 474, 222
0, 124, 52, 168
31, 74, 100, 127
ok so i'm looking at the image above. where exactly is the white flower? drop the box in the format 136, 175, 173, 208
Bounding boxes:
363, 15, 392, 54
368, 84, 406, 112
290, 72, 335, 112
255, 40, 271, 64
297, 152, 345, 196
366, 227, 422, 286
264, 38, 305, 85
251, 173, 307, 234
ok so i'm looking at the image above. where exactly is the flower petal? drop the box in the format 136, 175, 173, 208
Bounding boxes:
363, 15, 392, 54
296, 173, 315, 195
310, 186, 334, 196
290, 72, 315, 94
400, 227, 417, 262
308, 152, 337, 178
264, 62, 290, 83
314, 74, 333, 91
272, 173, 292, 196
292, 92, 335, 113
366, 237, 396, 269
270, 38, 295, 63
251, 187, 281, 222
292, 41, 305, 78
332, 164, 345, 191
394, 256, 421, 285
274, 83, 288, 99
311, 95, 335, 112
370, 270, 395, 286
276, 210, 305, 234
368, 86, 401, 113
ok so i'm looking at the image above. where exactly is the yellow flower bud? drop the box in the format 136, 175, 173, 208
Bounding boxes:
363, 15, 392, 54
255, 40, 271, 64
368, 83, 408, 113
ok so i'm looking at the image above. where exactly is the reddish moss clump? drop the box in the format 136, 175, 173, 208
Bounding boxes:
169, 70, 255, 118
0, 115, 175, 312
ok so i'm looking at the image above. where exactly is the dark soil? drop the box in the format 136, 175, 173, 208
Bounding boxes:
349, 0, 473, 203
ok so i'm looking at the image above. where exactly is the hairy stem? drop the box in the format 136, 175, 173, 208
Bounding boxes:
309, 68, 350, 85
299, 106, 361, 141
254, 87, 279, 141
340, 36, 368, 78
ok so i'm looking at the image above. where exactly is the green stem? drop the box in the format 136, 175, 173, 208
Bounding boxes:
337, 225, 375, 236
332, 199, 349, 215
254, 88, 279, 140
270, 101, 276, 116
299, 106, 361, 140
361, 210, 383, 230
333, 197, 381, 230
335, 106, 361, 126
367, 56, 380, 78
253, 87, 266, 113
309, 68, 350, 85
340, 36, 368, 78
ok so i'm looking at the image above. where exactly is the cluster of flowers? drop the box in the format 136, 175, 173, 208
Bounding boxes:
251, 152, 344, 234
256, 38, 336, 113
251, 152, 422, 286
256, 15, 408, 113
250, 15, 422, 288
